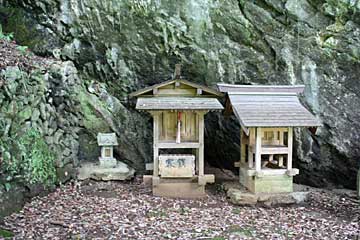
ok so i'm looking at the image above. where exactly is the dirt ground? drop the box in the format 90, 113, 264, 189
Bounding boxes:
1, 179, 359, 240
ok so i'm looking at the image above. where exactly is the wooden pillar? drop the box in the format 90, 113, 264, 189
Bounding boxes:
240, 130, 246, 164
279, 129, 284, 167
287, 127, 293, 170
248, 128, 255, 169
198, 112, 205, 176
153, 112, 160, 176
255, 127, 262, 172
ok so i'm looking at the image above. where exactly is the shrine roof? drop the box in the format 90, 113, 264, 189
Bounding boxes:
129, 79, 223, 98
136, 97, 223, 111
217, 84, 321, 134
97, 133, 118, 146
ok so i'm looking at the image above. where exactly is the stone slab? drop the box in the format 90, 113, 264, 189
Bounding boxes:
77, 161, 135, 181
225, 184, 309, 206
153, 182, 206, 199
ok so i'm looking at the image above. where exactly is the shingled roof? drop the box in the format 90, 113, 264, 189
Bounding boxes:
136, 97, 223, 110
130, 78, 223, 111
217, 84, 321, 135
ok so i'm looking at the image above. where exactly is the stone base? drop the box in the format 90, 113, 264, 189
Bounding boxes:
142, 175, 208, 198
224, 182, 309, 206
240, 167, 294, 193
99, 157, 117, 168
78, 161, 135, 181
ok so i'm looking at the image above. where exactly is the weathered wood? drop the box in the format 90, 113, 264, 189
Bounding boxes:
198, 113, 205, 178
260, 146, 289, 154
248, 128, 255, 168
136, 97, 223, 110
287, 127, 293, 170
156, 142, 200, 149
158, 154, 195, 178
130, 79, 223, 97
226, 93, 321, 128
174, 64, 181, 79
278, 156, 284, 167
217, 83, 305, 94
255, 127, 262, 172
157, 88, 197, 96
245, 168, 299, 177
240, 130, 246, 164
153, 113, 160, 176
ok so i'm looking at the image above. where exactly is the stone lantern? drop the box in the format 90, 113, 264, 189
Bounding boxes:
97, 133, 118, 168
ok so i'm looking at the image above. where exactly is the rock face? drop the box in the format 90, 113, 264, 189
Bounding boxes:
0, 0, 359, 189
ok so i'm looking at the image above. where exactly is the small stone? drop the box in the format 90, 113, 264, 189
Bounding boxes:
18, 106, 32, 122
227, 188, 258, 206
31, 108, 41, 122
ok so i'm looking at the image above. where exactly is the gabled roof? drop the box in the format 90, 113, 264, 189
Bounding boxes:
217, 83, 305, 94
130, 79, 223, 97
217, 84, 321, 135
136, 97, 223, 111
97, 133, 118, 146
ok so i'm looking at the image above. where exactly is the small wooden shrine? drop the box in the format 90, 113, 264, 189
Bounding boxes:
217, 84, 320, 194
130, 65, 223, 198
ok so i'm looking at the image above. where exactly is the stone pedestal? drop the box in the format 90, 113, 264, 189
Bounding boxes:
99, 157, 117, 168
78, 161, 135, 181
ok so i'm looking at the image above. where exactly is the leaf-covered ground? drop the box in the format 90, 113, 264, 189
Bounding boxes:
2, 179, 359, 240
0, 39, 52, 73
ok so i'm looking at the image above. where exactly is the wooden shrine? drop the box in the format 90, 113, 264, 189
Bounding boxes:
130, 65, 223, 198
217, 84, 321, 194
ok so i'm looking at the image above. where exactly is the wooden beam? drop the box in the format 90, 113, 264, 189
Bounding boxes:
153, 113, 160, 176
287, 127, 293, 170
156, 142, 200, 149
245, 168, 299, 177
255, 127, 262, 172
174, 64, 181, 79
260, 146, 289, 154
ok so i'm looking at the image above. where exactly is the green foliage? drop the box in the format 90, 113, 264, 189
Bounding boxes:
324, 0, 358, 24
0, 229, 14, 238
0, 128, 57, 186
16, 45, 28, 55
0, 24, 13, 41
